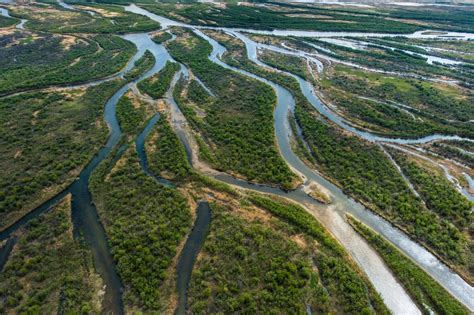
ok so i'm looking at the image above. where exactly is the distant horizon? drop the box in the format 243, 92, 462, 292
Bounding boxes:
277, 0, 474, 4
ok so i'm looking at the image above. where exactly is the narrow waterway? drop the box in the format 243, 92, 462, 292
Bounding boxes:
192, 29, 421, 314
0, 7, 10, 17
232, 32, 473, 144
125, 4, 474, 145
125, 4, 474, 40
175, 202, 212, 315
320, 37, 464, 66
1, 3, 472, 312
135, 113, 175, 187
226, 31, 474, 311
0, 237, 17, 272
124, 6, 474, 311
66, 33, 176, 314
0, 31, 178, 314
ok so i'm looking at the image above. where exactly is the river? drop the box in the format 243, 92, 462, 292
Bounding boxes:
0, 3, 472, 313
0, 31, 179, 314
175, 202, 212, 315
123, 6, 474, 311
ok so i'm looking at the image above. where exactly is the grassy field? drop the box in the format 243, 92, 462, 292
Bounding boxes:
0, 30, 136, 95
0, 195, 102, 314
167, 28, 298, 190
0, 80, 123, 232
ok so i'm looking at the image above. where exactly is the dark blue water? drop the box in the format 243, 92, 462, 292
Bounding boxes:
175, 202, 211, 315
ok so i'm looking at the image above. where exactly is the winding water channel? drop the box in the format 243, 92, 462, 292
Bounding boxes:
124, 6, 474, 311
175, 202, 212, 315
0, 28, 180, 313
1, 3, 473, 313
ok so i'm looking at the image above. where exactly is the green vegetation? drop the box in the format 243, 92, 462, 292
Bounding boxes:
8, 3, 160, 33
145, 115, 192, 182
116, 92, 151, 136
90, 146, 191, 312
142, 2, 422, 33
258, 49, 312, 82
123, 50, 155, 81
388, 149, 473, 230
0, 31, 135, 95
249, 194, 341, 253
0, 196, 102, 314
0, 15, 17, 28
295, 100, 472, 281
254, 47, 454, 138
137, 61, 180, 99
187, 78, 213, 103
0, 79, 123, 232
275, 1, 474, 32
202, 30, 315, 118
305, 37, 474, 86
348, 216, 469, 315
205, 26, 474, 287
188, 198, 388, 314
426, 142, 474, 169
255, 47, 460, 138
318, 65, 474, 137
167, 28, 298, 190
151, 31, 172, 44
379, 37, 474, 63
365, 37, 474, 63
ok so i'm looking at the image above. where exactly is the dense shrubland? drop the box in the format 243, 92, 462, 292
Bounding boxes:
116, 93, 149, 135
0, 80, 123, 232
0, 15, 17, 28
295, 101, 472, 281
7, 3, 159, 33
123, 50, 155, 82
151, 31, 172, 44
258, 49, 313, 82
320, 65, 474, 123
90, 146, 191, 312
137, 61, 180, 99
145, 115, 192, 182
0, 196, 102, 314
348, 216, 469, 315
167, 28, 298, 190
317, 65, 474, 138
188, 198, 388, 314
388, 149, 473, 230
142, 2, 421, 33
0, 31, 135, 95
201, 29, 473, 283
